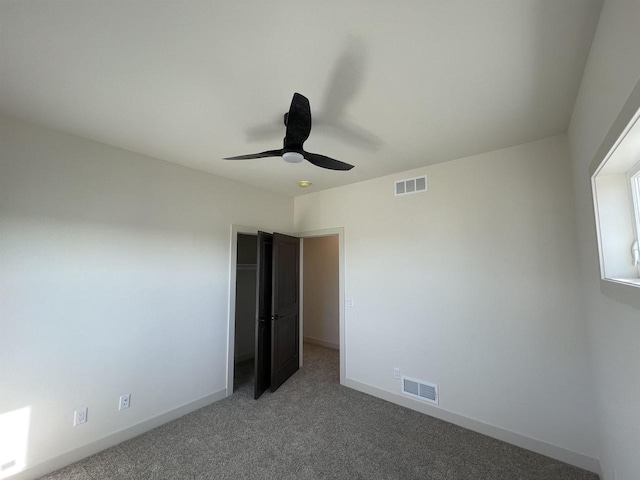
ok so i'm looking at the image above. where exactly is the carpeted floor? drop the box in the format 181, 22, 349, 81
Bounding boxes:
41, 344, 598, 480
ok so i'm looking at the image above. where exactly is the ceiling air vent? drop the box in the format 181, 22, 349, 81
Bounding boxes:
401, 375, 438, 404
395, 175, 428, 196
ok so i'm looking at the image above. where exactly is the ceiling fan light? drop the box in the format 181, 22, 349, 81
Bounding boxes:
282, 152, 304, 163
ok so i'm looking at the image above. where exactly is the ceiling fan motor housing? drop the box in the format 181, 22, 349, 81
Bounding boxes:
282, 151, 304, 163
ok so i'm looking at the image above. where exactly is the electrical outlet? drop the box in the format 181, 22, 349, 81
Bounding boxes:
119, 394, 131, 410
393, 368, 400, 379
74, 407, 87, 426
346, 298, 354, 307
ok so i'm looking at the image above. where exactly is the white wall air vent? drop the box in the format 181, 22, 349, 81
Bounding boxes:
395, 175, 428, 196
401, 375, 438, 404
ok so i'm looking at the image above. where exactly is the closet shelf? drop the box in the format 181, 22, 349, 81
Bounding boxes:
237, 264, 257, 270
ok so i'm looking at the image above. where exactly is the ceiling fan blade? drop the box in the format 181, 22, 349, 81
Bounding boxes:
284, 93, 312, 149
320, 38, 366, 119
303, 151, 354, 171
224, 149, 283, 160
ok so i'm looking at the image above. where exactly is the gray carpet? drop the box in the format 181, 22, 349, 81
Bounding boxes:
41, 344, 598, 480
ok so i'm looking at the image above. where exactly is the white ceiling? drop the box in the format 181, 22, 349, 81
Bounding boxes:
0, 0, 602, 197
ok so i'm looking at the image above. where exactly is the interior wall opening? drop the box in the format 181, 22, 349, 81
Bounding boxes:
233, 233, 257, 392
302, 234, 340, 367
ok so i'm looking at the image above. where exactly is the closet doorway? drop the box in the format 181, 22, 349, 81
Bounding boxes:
227, 226, 345, 397
229, 229, 301, 399
233, 233, 258, 392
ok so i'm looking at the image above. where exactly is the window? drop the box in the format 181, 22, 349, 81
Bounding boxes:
590, 80, 640, 308
592, 115, 640, 284
628, 162, 640, 250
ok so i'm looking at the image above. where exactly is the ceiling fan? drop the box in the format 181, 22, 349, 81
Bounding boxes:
246, 38, 382, 152
224, 93, 354, 171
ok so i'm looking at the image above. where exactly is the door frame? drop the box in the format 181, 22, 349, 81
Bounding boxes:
227, 225, 346, 396
297, 227, 346, 386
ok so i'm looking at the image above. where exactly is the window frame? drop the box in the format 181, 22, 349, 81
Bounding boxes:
589, 78, 640, 309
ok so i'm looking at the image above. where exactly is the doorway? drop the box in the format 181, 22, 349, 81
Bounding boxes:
301, 235, 340, 351
227, 226, 346, 398
232, 233, 258, 392
228, 227, 301, 399
299, 227, 346, 385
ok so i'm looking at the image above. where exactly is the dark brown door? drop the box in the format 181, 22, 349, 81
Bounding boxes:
254, 231, 273, 399
270, 233, 300, 392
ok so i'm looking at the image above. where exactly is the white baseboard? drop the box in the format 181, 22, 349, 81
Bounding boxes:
303, 336, 339, 350
9, 381, 601, 478
10, 389, 227, 480
344, 378, 600, 474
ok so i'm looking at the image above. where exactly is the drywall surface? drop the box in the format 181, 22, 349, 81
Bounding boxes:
567, 0, 640, 478
302, 236, 339, 348
0, 115, 293, 474
294, 135, 597, 460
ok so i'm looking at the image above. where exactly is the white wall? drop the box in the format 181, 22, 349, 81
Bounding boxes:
567, 1, 640, 478
295, 135, 598, 462
0, 115, 293, 475
303, 235, 339, 349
